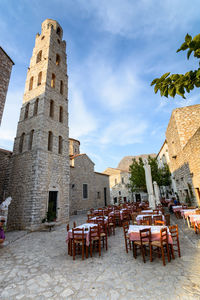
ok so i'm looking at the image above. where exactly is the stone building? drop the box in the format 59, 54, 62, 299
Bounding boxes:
103, 167, 131, 204
7, 19, 70, 230
69, 138, 110, 215
157, 140, 177, 197
0, 47, 14, 125
165, 104, 200, 205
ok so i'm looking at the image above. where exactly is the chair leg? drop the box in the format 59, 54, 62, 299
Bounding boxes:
86, 245, 88, 258
170, 244, 175, 259
150, 244, 152, 262
177, 240, 181, 257
73, 242, 75, 260
105, 235, 108, 251
161, 246, 166, 266
125, 237, 128, 253
82, 243, 84, 260
90, 242, 93, 257
141, 245, 146, 263
166, 244, 171, 262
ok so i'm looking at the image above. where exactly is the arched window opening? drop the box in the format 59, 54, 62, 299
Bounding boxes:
59, 106, 63, 123
56, 54, 60, 65
60, 80, 63, 95
29, 76, 34, 90
58, 136, 63, 154
57, 27, 61, 37
19, 133, 25, 153
51, 73, 55, 88
37, 71, 42, 86
24, 103, 30, 119
49, 100, 54, 118
29, 130, 34, 150
48, 131, 53, 151
33, 98, 39, 116
36, 50, 42, 63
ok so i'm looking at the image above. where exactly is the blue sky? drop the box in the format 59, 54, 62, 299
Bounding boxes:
0, 0, 200, 172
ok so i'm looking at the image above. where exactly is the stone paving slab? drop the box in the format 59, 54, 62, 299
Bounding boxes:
0, 213, 200, 299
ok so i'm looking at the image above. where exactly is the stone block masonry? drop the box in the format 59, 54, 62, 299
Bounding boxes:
0, 47, 14, 125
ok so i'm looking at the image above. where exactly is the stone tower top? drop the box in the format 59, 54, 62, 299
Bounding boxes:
23, 18, 67, 104
41, 19, 63, 39
69, 138, 80, 156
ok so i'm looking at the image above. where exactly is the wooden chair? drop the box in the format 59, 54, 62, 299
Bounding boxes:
99, 223, 108, 251
122, 221, 131, 253
114, 211, 121, 227
131, 213, 138, 225
72, 228, 85, 260
153, 209, 159, 214
164, 214, 170, 226
153, 215, 163, 225
73, 221, 76, 228
143, 216, 152, 225
141, 219, 150, 225
87, 213, 94, 221
133, 228, 151, 263
107, 215, 115, 235
154, 220, 165, 226
66, 224, 71, 255
89, 225, 101, 257
122, 211, 130, 223
150, 227, 170, 266
169, 225, 181, 259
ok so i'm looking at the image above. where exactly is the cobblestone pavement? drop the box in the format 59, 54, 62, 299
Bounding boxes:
1, 213, 200, 300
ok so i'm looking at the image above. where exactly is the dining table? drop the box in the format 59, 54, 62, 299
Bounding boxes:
136, 214, 165, 225
66, 223, 97, 249
128, 225, 173, 244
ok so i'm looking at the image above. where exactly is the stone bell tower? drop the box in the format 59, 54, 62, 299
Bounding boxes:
7, 19, 70, 230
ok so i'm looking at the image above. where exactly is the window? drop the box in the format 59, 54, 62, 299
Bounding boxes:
24, 103, 30, 119
58, 136, 63, 154
19, 133, 25, 153
122, 177, 124, 184
36, 50, 42, 63
59, 106, 63, 123
119, 191, 121, 195
51, 73, 55, 88
29, 130, 34, 150
29, 76, 34, 90
33, 98, 39, 116
49, 100, 54, 118
57, 27, 61, 37
97, 192, 101, 199
37, 71, 42, 86
48, 131, 53, 151
60, 80, 63, 94
83, 184, 88, 199
115, 178, 117, 185
56, 54, 60, 65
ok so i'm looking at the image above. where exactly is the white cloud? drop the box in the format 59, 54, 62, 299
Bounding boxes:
69, 87, 98, 139
99, 118, 148, 146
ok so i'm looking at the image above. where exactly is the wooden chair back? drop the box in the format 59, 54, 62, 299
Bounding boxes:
160, 227, 168, 246
143, 216, 152, 225
153, 215, 162, 225
154, 220, 165, 226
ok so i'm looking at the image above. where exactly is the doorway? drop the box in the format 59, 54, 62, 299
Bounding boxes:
104, 188, 107, 206
47, 191, 58, 221
135, 193, 141, 202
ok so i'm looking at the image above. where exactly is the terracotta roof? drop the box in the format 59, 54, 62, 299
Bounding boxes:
95, 172, 109, 176
70, 153, 86, 159
0, 148, 12, 155
69, 137, 80, 145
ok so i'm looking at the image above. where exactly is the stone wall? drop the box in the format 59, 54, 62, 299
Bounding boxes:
0, 149, 12, 202
7, 19, 70, 230
69, 154, 110, 214
0, 47, 14, 124
166, 104, 200, 205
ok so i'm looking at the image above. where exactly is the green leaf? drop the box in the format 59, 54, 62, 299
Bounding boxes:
185, 33, 192, 43
154, 85, 159, 94
161, 72, 170, 80
150, 78, 158, 86
187, 49, 193, 60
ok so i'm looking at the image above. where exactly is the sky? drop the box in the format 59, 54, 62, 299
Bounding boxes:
0, 0, 200, 172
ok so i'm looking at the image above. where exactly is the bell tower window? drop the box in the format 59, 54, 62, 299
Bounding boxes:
33, 98, 39, 116
51, 73, 55, 88
56, 54, 60, 65
57, 27, 61, 37
19, 133, 25, 153
29, 130, 34, 150
48, 131, 53, 151
59, 106, 63, 123
37, 71, 42, 86
36, 50, 42, 63
60, 80, 63, 94
58, 136, 63, 154
49, 100, 54, 118
29, 76, 34, 91
24, 103, 30, 119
